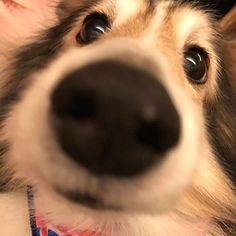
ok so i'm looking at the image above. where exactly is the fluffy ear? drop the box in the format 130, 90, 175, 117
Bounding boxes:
220, 7, 236, 41
219, 7, 236, 90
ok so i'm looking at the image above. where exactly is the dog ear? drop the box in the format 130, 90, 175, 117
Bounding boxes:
219, 7, 236, 89
220, 7, 236, 41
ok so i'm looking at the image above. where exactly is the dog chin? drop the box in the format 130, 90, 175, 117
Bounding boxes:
55, 187, 122, 211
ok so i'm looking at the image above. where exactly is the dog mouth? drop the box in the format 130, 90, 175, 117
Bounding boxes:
56, 188, 121, 211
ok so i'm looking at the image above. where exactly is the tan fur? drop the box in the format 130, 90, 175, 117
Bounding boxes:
221, 7, 236, 89
220, 7, 236, 41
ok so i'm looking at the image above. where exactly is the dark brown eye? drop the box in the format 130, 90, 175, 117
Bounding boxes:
77, 13, 109, 45
184, 47, 208, 84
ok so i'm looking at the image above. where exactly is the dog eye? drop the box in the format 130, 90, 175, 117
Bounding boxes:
184, 48, 208, 84
77, 13, 109, 44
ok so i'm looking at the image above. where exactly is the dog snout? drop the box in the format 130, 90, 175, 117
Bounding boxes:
50, 60, 181, 177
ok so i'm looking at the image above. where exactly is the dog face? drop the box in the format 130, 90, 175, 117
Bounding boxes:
0, 0, 235, 232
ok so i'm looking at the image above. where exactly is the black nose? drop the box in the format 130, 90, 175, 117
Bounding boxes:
50, 60, 180, 177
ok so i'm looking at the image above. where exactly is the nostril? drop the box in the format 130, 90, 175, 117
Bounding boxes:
60, 94, 97, 120
137, 122, 164, 153
136, 116, 180, 154
52, 81, 97, 121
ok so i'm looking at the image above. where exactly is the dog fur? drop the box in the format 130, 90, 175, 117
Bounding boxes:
0, 1, 235, 236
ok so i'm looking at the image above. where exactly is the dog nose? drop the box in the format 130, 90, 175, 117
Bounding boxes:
50, 60, 180, 177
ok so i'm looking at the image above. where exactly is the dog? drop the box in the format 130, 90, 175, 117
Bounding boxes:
0, 1, 235, 235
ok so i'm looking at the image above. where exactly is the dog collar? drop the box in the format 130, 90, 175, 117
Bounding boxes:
27, 186, 99, 236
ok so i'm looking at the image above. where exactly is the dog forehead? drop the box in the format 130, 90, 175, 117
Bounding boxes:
114, 1, 208, 29
112, 0, 213, 44
59, 0, 206, 29
114, 0, 146, 25
59, 0, 155, 18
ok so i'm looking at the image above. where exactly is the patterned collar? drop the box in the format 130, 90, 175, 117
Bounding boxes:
27, 186, 99, 236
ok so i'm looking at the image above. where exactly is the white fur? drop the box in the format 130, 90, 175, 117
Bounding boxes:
114, 0, 143, 26
0, 191, 31, 236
